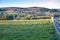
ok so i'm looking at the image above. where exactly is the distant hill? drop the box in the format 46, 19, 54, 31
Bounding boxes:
0, 7, 60, 20
0, 7, 60, 13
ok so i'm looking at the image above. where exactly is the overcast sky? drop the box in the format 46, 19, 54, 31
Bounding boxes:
0, 0, 60, 9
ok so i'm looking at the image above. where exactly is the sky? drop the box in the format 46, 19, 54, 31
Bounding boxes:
0, 0, 60, 9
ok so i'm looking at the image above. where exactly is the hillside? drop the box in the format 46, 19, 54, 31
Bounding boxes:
0, 7, 60, 13
0, 7, 60, 20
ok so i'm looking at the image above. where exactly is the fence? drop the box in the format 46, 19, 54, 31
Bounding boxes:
52, 17, 60, 39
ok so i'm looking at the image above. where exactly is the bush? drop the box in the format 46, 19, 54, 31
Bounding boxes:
7, 15, 14, 20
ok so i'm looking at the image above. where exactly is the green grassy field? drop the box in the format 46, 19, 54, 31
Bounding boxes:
0, 19, 58, 40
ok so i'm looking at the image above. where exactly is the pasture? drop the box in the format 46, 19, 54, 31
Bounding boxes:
0, 19, 58, 40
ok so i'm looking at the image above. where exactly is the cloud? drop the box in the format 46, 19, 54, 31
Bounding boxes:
18, 0, 60, 9
0, 0, 60, 9
36, 0, 60, 9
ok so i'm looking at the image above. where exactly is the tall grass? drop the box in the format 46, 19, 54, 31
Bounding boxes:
0, 19, 58, 40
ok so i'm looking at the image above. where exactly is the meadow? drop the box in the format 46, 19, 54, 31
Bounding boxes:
0, 19, 58, 40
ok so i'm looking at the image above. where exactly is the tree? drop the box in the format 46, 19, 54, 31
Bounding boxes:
7, 15, 14, 20
0, 12, 8, 20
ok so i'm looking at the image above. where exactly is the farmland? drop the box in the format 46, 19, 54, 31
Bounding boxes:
0, 19, 58, 40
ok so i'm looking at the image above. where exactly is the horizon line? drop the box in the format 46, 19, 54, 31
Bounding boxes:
0, 6, 60, 9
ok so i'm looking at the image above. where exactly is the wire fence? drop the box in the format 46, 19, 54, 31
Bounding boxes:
52, 17, 60, 39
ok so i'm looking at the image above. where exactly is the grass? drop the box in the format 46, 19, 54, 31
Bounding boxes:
0, 19, 58, 40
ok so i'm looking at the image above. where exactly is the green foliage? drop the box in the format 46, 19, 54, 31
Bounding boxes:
0, 19, 58, 40
7, 15, 14, 20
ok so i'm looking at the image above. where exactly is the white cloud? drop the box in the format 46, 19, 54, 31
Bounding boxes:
22, 0, 60, 9
37, 0, 60, 9
0, 0, 60, 9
